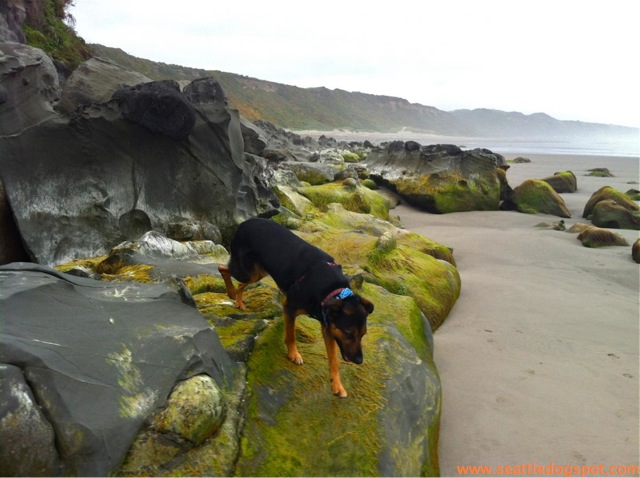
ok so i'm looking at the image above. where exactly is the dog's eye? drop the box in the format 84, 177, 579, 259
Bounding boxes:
345, 332, 355, 341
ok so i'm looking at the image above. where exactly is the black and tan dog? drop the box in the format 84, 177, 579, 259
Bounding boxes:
218, 217, 374, 397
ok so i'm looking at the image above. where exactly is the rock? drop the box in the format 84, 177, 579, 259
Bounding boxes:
586, 167, 614, 177
0, 177, 29, 264
281, 161, 345, 185
166, 219, 221, 242
626, 188, 640, 201
272, 185, 315, 217
113, 79, 196, 140
0, 364, 61, 476
95, 231, 229, 281
633, 239, 640, 263
153, 375, 226, 445
0, 42, 60, 136
0, 1, 27, 43
591, 199, 640, 230
566, 222, 593, 234
0, 262, 237, 476
0, 55, 278, 265
240, 117, 268, 155
364, 142, 502, 213
501, 179, 571, 218
235, 284, 441, 476
511, 156, 532, 163
58, 56, 151, 114
541, 171, 577, 193
576, 227, 629, 248
297, 181, 391, 220
583, 186, 640, 220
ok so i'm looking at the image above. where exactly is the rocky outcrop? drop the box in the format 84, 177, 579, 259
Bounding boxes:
501, 179, 571, 218
0, 262, 238, 476
583, 186, 640, 225
0, 46, 279, 265
0, 1, 27, 43
364, 142, 503, 213
541, 171, 577, 193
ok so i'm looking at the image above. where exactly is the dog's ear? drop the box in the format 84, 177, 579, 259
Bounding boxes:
360, 297, 374, 314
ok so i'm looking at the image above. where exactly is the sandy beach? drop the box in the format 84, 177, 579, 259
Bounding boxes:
395, 154, 640, 476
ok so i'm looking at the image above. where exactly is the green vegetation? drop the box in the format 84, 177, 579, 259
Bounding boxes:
23, 0, 90, 70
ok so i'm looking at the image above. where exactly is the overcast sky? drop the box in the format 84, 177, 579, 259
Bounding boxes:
69, 0, 639, 128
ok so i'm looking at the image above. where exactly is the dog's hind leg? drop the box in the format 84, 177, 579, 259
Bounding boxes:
322, 326, 347, 398
218, 265, 237, 300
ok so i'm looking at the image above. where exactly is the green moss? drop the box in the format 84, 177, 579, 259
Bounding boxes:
365, 244, 460, 330
24, 0, 91, 70
394, 172, 500, 213
55, 255, 107, 273
183, 274, 227, 295
583, 186, 640, 218
298, 181, 391, 220
236, 283, 441, 476
101, 264, 155, 283
512, 179, 571, 218
341, 151, 361, 163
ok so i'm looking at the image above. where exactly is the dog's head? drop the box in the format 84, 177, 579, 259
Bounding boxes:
323, 292, 374, 364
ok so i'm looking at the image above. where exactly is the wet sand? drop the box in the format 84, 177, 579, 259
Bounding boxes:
395, 154, 639, 475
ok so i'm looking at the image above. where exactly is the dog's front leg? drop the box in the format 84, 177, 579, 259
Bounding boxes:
322, 325, 347, 398
283, 304, 303, 365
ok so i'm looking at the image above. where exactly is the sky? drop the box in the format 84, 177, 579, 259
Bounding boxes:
69, 0, 639, 128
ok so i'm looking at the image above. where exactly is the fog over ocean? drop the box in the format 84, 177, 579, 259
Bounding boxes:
295, 130, 640, 158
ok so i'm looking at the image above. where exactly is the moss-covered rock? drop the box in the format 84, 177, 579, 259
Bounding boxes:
577, 227, 629, 248
235, 283, 441, 477
292, 205, 459, 330
393, 171, 500, 213
633, 239, 640, 263
504, 179, 571, 218
583, 186, 640, 219
272, 185, 316, 217
364, 143, 502, 214
586, 168, 614, 177
591, 200, 640, 230
541, 171, 577, 193
297, 181, 391, 220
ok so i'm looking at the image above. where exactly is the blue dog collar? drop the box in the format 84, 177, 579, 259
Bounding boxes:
321, 287, 354, 307
320, 288, 354, 326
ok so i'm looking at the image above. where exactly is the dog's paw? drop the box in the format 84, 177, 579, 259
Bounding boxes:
288, 352, 304, 365
333, 387, 348, 398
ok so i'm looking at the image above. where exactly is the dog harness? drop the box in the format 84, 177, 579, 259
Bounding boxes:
320, 287, 354, 326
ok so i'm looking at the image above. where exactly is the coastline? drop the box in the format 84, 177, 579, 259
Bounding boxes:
395, 153, 639, 474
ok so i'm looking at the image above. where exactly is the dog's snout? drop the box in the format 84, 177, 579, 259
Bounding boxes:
353, 355, 363, 365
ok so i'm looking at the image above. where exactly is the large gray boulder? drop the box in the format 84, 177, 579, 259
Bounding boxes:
57, 56, 151, 114
0, 47, 279, 265
0, 262, 238, 476
0, 42, 60, 136
364, 142, 503, 213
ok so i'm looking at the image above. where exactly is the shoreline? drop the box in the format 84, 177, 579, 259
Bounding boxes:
395, 153, 639, 475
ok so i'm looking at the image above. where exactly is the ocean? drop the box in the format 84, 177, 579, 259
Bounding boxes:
295, 130, 640, 158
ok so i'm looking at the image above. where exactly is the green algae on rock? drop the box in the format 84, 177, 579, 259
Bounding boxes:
504, 179, 571, 218
393, 171, 501, 214
297, 181, 391, 220
583, 186, 640, 220
235, 283, 441, 477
